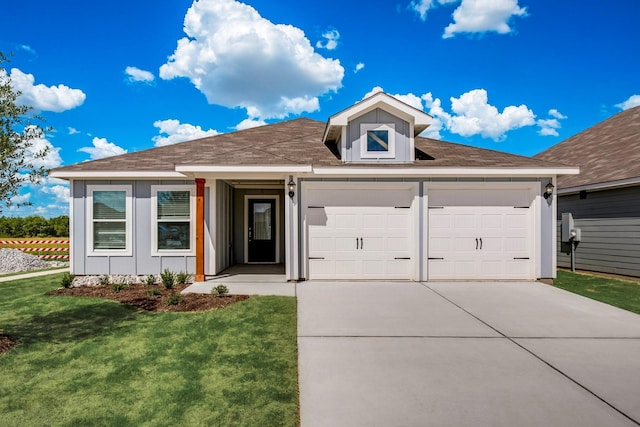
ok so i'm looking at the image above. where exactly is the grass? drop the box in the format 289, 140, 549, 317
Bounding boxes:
0, 274, 299, 427
554, 270, 640, 315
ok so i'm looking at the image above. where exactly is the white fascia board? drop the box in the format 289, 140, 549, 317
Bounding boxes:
312, 167, 580, 177
558, 176, 640, 194
175, 165, 313, 173
328, 93, 432, 128
50, 170, 188, 180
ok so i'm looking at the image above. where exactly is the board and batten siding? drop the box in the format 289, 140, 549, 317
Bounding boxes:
71, 180, 200, 276
557, 185, 640, 277
345, 108, 412, 163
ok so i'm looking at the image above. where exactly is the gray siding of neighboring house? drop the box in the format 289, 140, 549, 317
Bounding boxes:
557, 185, 640, 277
345, 108, 412, 163
71, 179, 198, 276
233, 188, 286, 264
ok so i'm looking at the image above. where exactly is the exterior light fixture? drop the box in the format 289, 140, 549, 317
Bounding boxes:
288, 176, 296, 199
543, 182, 554, 199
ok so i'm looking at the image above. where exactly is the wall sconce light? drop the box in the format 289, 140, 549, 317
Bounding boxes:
543, 182, 554, 199
288, 176, 296, 199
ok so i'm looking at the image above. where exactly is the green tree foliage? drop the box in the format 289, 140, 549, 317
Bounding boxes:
0, 52, 50, 213
0, 215, 68, 237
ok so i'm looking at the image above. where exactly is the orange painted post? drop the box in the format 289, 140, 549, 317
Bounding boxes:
195, 178, 206, 282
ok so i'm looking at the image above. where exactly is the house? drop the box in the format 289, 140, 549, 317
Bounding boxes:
535, 106, 640, 277
51, 92, 578, 282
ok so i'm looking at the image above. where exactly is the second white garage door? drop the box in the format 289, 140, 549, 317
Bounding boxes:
304, 184, 417, 280
427, 185, 536, 280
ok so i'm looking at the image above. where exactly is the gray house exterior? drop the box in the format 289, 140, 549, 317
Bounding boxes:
535, 106, 640, 277
52, 92, 577, 282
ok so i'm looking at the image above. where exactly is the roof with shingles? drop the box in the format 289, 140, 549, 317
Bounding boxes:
52, 117, 570, 174
535, 106, 640, 189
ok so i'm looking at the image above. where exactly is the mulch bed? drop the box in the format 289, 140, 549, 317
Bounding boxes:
47, 283, 249, 312
0, 334, 15, 355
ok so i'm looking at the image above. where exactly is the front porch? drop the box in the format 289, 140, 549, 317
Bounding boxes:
185, 263, 295, 296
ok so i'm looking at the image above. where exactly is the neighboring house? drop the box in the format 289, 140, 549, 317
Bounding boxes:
535, 106, 640, 277
51, 92, 577, 282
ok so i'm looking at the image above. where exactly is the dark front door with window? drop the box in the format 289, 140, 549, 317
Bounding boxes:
248, 199, 276, 262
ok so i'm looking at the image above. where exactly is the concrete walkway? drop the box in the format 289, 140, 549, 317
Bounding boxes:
297, 281, 640, 426
0, 267, 68, 283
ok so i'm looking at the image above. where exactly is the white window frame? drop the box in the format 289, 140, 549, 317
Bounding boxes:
360, 123, 396, 159
87, 185, 133, 256
151, 185, 196, 256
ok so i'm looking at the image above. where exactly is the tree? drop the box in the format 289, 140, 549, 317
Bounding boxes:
0, 52, 50, 213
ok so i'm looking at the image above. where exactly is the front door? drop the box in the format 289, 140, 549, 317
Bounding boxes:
248, 199, 276, 262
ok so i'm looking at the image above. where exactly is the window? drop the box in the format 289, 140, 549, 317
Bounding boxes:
151, 185, 195, 255
87, 185, 132, 255
360, 123, 395, 159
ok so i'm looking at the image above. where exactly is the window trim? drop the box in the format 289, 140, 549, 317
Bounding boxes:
87, 185, 133, 256
360, 123, 396, 159
151, 185, 196, 257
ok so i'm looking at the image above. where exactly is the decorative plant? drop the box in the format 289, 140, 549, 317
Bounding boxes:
111, 281, 127, 293
213, 284, 229, 296
166, 293, 182, 305
60, 272, 75, 289
176, 271, 191, 285
145, 274, 156, 286
147, 288, 162, 297
160, 269, 176, 289
98, 275, 110, 286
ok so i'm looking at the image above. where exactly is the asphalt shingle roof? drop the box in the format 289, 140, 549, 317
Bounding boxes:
53, 117, 569, 174
535, 106, 640, 189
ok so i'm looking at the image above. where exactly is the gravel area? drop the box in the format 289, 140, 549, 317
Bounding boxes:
0, 249, 69, 274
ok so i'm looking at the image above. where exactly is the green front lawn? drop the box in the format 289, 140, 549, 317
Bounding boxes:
554, 270, 640, 315
0, 274, 298, 427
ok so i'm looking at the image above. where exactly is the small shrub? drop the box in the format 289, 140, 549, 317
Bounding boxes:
176, 271, 191, 285
147, 288, 162, 297
144, 274, 156, 286
111, 281, 129, 292
213, 284, 229, 296
161, 269, 176, 289
98, 275, 110, 286
166, 293, 182, 305
60, 272, 75, 289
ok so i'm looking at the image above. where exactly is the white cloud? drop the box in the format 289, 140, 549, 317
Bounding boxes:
616, 94, 640, 111
537, 109, 567, 137
125, 66, 155, 83
1, 68, 86, 112
41, 184, 70, 203
443, 0, 527, 38
354, 62, 365, 73
10, 192, 31, 206
152, 119, 219, 147
68, 127, 80, 135
440, 89, 535, 140
236, 118, 267, 130
78, 137, 127, 160
410, 0, 457, 21
316, 29, 340, 50
548, 108, 567, 119
362, 86, 540, 141
24, 135, 63, 169
159, 0, 344, 121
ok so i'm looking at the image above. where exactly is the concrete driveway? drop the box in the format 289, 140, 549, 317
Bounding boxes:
297, 281, 640, 427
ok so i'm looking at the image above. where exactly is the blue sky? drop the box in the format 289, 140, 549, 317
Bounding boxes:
2, 0, 639, 217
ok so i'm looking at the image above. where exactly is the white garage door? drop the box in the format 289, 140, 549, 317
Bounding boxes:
305, 185, 416, 280
427, 186, 535, 280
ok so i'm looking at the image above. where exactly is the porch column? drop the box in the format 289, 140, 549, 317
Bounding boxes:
195, 178, 206, 282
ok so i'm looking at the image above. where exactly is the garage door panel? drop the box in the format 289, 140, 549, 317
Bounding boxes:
427, 187, 534, 281
306, 186, 415, 280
